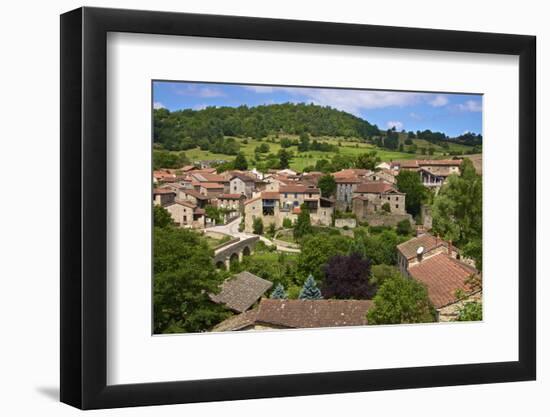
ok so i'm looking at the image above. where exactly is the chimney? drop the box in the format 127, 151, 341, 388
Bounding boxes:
416, 246, 424, 262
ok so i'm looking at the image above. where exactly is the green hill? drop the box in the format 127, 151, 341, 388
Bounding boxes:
154, 103, 380, 151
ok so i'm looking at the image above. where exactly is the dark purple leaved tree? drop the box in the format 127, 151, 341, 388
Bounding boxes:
322, 253, 376, 299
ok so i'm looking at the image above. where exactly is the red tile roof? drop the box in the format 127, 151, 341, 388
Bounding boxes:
261, 192, 280, 200
153, 188, 176, 195
397, 233, 454, 260
218, 193, 244, 200
256, 299, 372, 328
335, 177, 362, 184
354, 182, 398, 194
408, 254, 479, 308
171, 199, 196, 209
212, 299, 373, 331
199, 182, 225, 189
279, 185, 320, 193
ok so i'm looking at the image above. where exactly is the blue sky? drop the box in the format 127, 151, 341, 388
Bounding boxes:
153, 81, 482, 137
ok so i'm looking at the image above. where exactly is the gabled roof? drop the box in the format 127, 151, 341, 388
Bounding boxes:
168, 199, 197, 209
209, 271, 273, 313
212, 299, 373, 331
217, 193, 245, 200
354, 182, 399, 194
180, 189, 209, 200
408, 253, 479, 308
279, 185, 320, 193
199, 182, 225, 189
153, 188, 176, 195
397, 233, 450, 260
335, 177, 362, 184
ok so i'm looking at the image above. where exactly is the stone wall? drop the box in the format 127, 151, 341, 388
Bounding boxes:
437, 291, 482, 322
362, 213, 413, 227
335, 218, 357, 229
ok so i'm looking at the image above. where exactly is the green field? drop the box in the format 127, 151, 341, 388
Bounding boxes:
181, 134, 476, 172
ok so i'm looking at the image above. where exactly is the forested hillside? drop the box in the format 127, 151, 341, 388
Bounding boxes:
153, 103, 380, 151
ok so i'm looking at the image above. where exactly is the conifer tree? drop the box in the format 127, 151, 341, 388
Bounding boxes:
270, 283, 287, 299
299, 274, 322, 300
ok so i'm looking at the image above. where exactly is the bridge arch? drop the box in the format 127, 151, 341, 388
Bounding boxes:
213, 236, 259, 271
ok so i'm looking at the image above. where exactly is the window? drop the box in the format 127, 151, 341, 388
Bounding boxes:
284, 193, 288, 198
183, 215, 187, 222
294, 193, 298, 198
387, 197, 390, 200
395, 196, 398, 201
396, 204, 399, 209
293, 201, 299, 207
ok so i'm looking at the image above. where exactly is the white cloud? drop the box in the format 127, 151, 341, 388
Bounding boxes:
277, 88, 424, 116
153, 101, 165, 109
244, 86, 275, 93
457, 99, 482, 112
174, 85, 225, 98
428, 95, 449, 107
386, 120, 404, 130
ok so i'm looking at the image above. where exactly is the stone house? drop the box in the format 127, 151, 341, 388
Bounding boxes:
396, 233, 459, 277
366, 169, 396, 184
215, 193, 246, 213
335, 177, 362, 210
227, 173, 258, 198
351, 182, 406, 219
176, 188, 210, 208
165, 200, 206, 229
198, 182, 225, 198
243, 189, 333, 233
153, 188, 176, 207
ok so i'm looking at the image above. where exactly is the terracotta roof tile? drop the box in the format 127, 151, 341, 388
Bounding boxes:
279, 185, 320, 193
153, 188, 176, 195
218, 193, 244, 200
408, 254, 479, 308
397, 233, 452, 260
256, 299, 372, 328
354, 182, 398, 194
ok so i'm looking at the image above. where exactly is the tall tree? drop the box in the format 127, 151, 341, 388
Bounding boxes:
318, 174, 336, 198
233, 152, 248, 170
293, 204, 313, 239
154, 205, 174, 228
431, 160, 482, 248
367, 276, 436, 324
297, 234, 350, 281
355, 151, 381, 170
154, 227, 230, 333
299, 274, 323, 300
322, 253, 376, 299
278, 149, 292, 169
396, 170, 427, 217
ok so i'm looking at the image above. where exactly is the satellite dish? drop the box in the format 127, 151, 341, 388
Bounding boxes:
417, 246, 424, 256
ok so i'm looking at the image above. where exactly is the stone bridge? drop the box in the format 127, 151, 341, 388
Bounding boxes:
213, 235, 259, 270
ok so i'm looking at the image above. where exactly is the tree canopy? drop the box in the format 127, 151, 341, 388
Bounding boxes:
322, 253, 376, 299
318, 174, 336, 198
153, 226, 229, 333
299, 274, 323, 300
396, 170, 427, 217
367, 276, 436, 325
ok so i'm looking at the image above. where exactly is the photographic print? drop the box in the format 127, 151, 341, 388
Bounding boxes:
152, 81, 483, 335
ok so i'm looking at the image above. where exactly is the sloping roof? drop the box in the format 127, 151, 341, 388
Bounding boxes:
418, 159, 462, 166
181, 189, 209, 200
168, 199, 197, 209
218, 193, 244, 200
354, 182, 399, 194
191, 172, 227, 183
211, 309, 259, 332
261, 191, 280, 200
229, 172, 256, 182
209, 271, 273, 313
397, 233, 451, 260
256, 299, 372, 328
333, 169, 371, 178
212, 299, 373, 331
153, 188, 176, 195
335, 177, 363, 184
408, 254, 479, 308
181, 165, 198, 172
279, 185, 320, 193
199, 182, 225, 189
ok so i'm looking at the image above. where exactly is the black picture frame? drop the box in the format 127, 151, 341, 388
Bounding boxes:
60, 6, 536, 410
